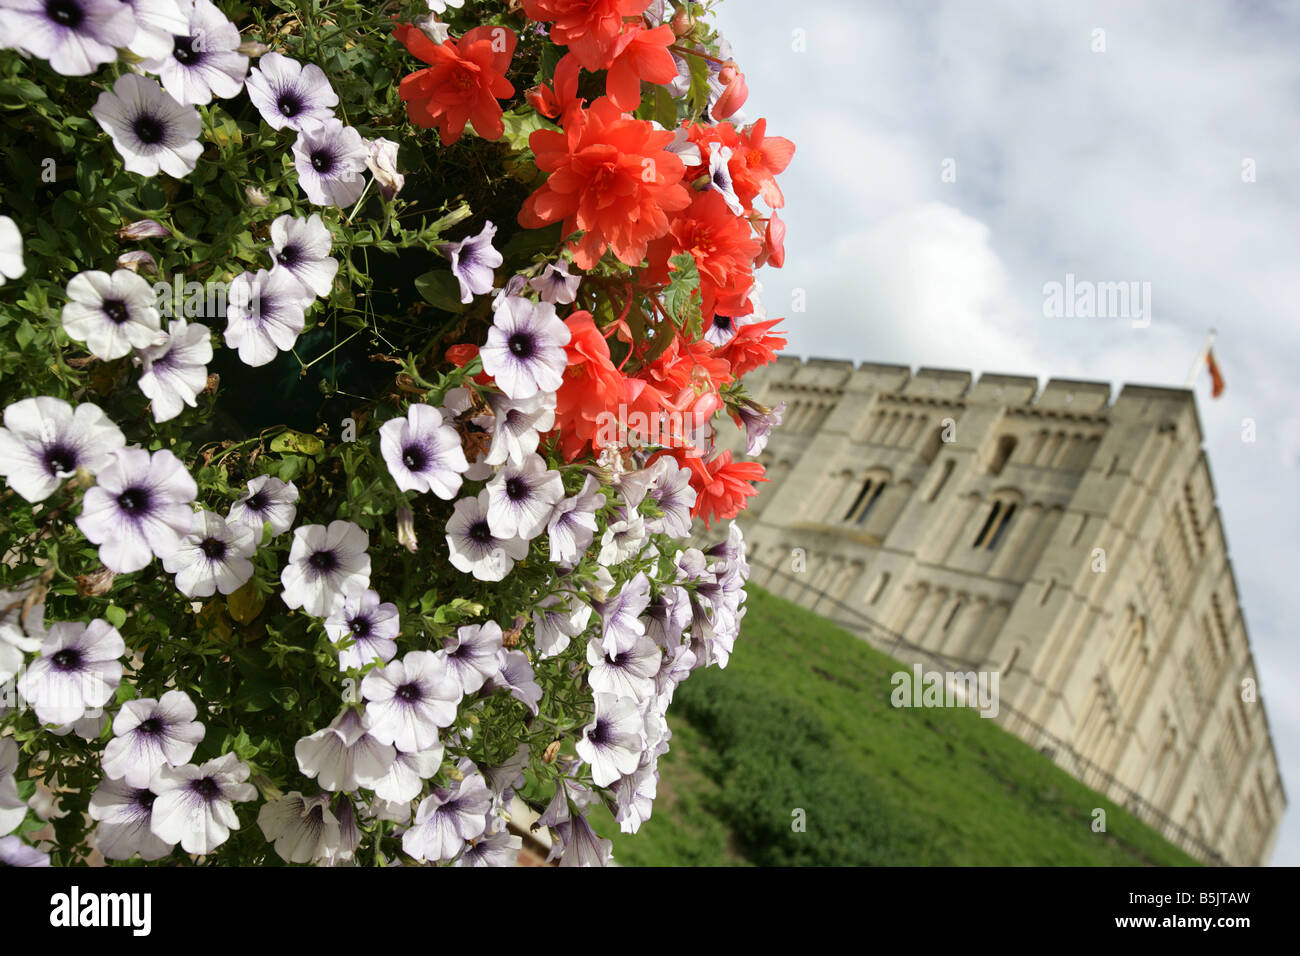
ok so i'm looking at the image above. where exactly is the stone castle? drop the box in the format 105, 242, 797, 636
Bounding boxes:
721, 355, 1285, 865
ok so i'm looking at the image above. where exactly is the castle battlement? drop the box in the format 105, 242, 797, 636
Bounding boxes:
724, 355, 1285, 865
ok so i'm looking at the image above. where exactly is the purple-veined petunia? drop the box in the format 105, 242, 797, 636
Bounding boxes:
360, 651, 461, 753
136, 317, 213, 423
91, 73, 203, 178
149, 752, 256, 855
435, 621, 502, 697
268, 213, 338, 303
379, 403, 469, 498
295, 707, 395, 793
575, 693, 644, 788
17, 619, 124, 726
87, 776, 174, 861
484, 452, 564, 541
0, 396, 125, 503
61, 268, 165, 360
281, 520, 370, 618
227, 474, 298, 538
244, 52, 339, 132
479, 295, 570, 400
76, 447, 196, 573
140, 0, 248, 105
445, 490, 529, 582
444, 220, 502, 304
402, 759, 492, 863
224, 268, 308, 368
292, 117, 369, 207
0, 0, 135, 76
324, 588, 400, 671
101, 690, 205, 789
161, 509, 256, 598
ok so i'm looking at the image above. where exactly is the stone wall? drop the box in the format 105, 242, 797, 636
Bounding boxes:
719, 355, 1286, 865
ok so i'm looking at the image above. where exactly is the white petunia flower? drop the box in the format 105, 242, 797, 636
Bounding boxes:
268, 213, 338, 302
598, 509, 647, 566
102, 690, 204, 788
0, 215, 25, 285
531, 594, 592, 659
379, 403, 469, 497
88, 777, 175, 861
17, 619, 124, 726
292, 118, 369, 207
121, 0, 191, 60
244, 52, 339, 132
480, 295, 570, 399
0, 738, 28, 835
528, 260, 581, 305
257, 792, 341, 865
149, 752, 256, 855
224, 268, 308, 368
402, 759, 491, 863
91, 72, 203, 178
325, 588, 400, 671
546, 474, 606, 564
0, 0, 135, 76
227, 474, 298, 538
75, 447, 196, 573
484, 453, 564, 541
140, 0, 248, 105
370, 745, 444, 805
484, 390, 555, 467
586, 634, 661, 703
361, 651, 461, 753
61, 268, 165, 361
294, 707, 395, 793
575, 693, 645, 787
162, 509, 255, 598
0, 396, 125, 504
280, 520, 370, 618
136, 317, 213, 422
445, 490, 529, 582
436, 621, 502, 696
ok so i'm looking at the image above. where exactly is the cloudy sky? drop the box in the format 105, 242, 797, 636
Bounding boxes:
715, 0, 1300, 864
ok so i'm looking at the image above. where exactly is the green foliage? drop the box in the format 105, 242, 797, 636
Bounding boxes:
598, 588, 1201, 867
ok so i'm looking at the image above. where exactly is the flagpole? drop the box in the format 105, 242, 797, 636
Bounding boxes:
1184, 328, 1217, 388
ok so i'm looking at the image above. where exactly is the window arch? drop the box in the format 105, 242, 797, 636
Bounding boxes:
972, 489, 1023, 550
843, 468, 891, 524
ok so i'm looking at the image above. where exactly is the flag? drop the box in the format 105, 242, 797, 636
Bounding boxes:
1206, 348, 1225, 398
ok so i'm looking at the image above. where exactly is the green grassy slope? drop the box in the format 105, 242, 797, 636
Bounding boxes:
593, 587, 1199, 866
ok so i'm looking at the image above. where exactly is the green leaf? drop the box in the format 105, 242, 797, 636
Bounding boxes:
500, 107, 557, 153
270, 429, 326, 456
104, 604, 127, 629
414, 270, 466, 313
664, 252, 703, 339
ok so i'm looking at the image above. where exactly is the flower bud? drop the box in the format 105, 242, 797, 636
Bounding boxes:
237, 40, 271, 57
245, 185, 270, 207
397, 505, 418, 553
117, 219, 171, 240
365, 137, 405, 201
115, 250, 158, 274
671, 9, 695, 36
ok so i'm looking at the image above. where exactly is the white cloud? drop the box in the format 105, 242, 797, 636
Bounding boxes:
720, 0, 1300, 864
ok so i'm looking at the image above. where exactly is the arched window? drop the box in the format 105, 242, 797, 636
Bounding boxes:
843, 469, 890, 523
972, 490, 1022, 550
